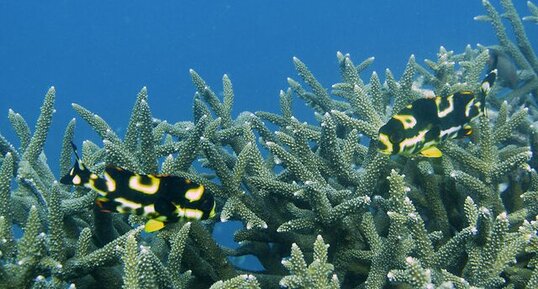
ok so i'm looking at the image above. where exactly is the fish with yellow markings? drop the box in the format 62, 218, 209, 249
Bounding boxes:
60, 142, 216, 232
377, 70, 497, 158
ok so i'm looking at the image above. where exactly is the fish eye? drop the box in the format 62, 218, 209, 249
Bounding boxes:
389, 131, 404, 143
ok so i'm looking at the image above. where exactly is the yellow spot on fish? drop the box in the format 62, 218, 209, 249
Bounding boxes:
69, 168, 74, 176
399, 129, 428, 152
143, 204, 156, 216
72, 175, 81, 185
177, 207, 203, 219
104, 172, 116, 192
90, 173, 98, 180
115, 197, 142, 210
393, 114, 417, 129
435, 95, 454, 118
145, 219, 165, 232
184, 209, 203, 219
185, 186, 205, 202
464, 100, 474, 117
440, 125, 461, 139
129, 175, 160, 195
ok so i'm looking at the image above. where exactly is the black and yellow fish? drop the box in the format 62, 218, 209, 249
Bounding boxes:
60, 142, 216, 232
377, 70, 497, 157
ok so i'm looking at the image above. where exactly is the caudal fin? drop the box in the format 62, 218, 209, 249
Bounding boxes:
481, 69, 497, 95
479, 69, 497, 115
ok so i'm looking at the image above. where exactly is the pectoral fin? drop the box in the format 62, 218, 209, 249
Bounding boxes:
144, 219, 165, 232
420, 146, 443, 158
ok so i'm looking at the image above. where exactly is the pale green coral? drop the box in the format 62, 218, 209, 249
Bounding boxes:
280, 235, 339, 289
209, 274, 261, 289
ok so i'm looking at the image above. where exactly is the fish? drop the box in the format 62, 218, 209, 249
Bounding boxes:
488, 48, 518, 89
60, 142, 216, 232
377, 70, 497, 158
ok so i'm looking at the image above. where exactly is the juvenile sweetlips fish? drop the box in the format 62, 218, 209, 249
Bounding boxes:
60, 142, 216, 232
488, 48, 518, 89
377, 70, 497, 158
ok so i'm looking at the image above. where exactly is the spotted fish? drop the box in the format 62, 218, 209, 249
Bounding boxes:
60, 142, 216, 232
377, 70, 497, 157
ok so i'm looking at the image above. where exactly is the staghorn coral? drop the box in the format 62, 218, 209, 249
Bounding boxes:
0, 0, 537, 288
280, 235, 339, 289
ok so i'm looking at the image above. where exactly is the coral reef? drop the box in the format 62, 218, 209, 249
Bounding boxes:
1, 0, 537, 288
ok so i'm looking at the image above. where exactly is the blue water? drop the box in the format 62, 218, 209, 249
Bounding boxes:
0, 0, 530, 272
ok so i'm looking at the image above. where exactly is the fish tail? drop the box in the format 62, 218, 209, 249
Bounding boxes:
480, 69, 497, 115
60, 142, 92, 185
70, 141, 82, 161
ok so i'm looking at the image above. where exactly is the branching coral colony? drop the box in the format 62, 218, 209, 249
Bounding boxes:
1, 0, 538, 288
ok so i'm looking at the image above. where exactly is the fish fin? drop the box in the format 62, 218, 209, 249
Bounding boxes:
95, 197, 108, 208
60, 142, 91, 185
70, 141, 81, 160
209, 200, 217, 218
59, 170, 75, 185
60, 159, 90, 185
481, 69, 497, 95
70, 141, 91, 171
420, 146, 443, 158
144, 219, 165, 232
479, 69, 497, 115
498, 181, 509, 193
104, 164, 133, 179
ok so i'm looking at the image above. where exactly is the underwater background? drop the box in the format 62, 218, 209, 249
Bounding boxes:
1, 0, 538, 288
1, 0, 514, 159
